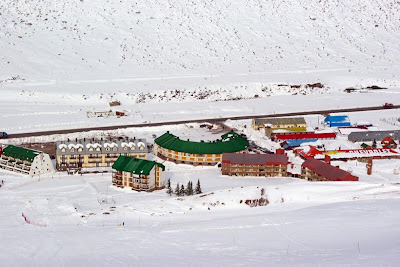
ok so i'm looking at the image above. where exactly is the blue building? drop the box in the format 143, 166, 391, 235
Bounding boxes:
282, 138, 318, 149
324, 115, 351, 127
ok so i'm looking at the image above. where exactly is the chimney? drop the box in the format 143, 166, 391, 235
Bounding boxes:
276, 149, 285, 155
325, 155, 331, 165
367, 158, 373, 175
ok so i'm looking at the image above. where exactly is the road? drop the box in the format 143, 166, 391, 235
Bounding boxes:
6, 105, 399, 139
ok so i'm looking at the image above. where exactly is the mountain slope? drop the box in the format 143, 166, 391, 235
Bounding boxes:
1, 0, 399, 83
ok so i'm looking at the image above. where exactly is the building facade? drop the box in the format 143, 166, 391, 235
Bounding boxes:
56, 138, 147, 171
348, 130, 400, 142
301, 158, 358, 181
0, 145, 54, 176
324, 115, 351, 127
154, 131, 249, 166
222, 152, 288, 177
112, 156, 165, 192
252, 117, 307, 132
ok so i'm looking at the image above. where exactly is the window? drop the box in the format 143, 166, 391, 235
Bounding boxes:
113, 147, 118, 151
89, 147, 94, 152
70, 148, 75, 153
61, 148, 66, 153
105, 147, 110, 151
124, 147, 128, 151
96, 147, 101, 152
78, 147, 83, 152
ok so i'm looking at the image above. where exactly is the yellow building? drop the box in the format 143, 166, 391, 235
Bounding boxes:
154, 131, 249, 166
56, 138, 147, 171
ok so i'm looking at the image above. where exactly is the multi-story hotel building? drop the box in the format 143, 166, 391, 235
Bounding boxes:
112, 156, 165, 192
56, 138, 147, 171
154, 131, 249, 166
221, 152, 288, 177
0, 145, 54, 176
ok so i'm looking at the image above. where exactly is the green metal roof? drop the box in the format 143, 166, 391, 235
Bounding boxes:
2, 145, 41, 162
112, 156, 165, 175
154, 130, 249, 154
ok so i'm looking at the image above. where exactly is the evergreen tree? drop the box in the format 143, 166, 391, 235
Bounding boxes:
180, 184, 185, 196
186, 181, 193, 196
195, 179, 202, 194
174, 183, 180, 196
372, 139, 377, 148
166, 179, 172, 195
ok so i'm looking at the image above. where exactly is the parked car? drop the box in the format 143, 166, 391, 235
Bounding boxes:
0, 132, 8, 139
383, 103, 394, 109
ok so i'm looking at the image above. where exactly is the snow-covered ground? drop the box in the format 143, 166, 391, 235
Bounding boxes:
1, 117, 400, 265
1, 0, 400, 265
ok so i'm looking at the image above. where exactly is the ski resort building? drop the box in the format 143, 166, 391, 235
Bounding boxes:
112, 156, 165, 192
295, 145, 400, 161
272, 132, 336, 141
252, 117, 307, 132
221, 152, 288, 177
348, 130, 400, 142
154, 131, 249, 166
0, 145, 54, 176
324, 115, 351, 127
56, 138, 147, 171
301, 157, 359, 181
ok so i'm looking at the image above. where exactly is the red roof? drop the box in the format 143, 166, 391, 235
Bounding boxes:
381, 136, 395, 145
295, 146, 399, 159
222, 153, 288, 165
273, 132, 336, 140
302, 158, 358, 181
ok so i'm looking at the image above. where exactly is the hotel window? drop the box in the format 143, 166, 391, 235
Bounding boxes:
113, 147, 118, 151
70, 148, 75, 153
96, 147, 101, 152
61, 148, 66, 153
78, 147, 83, 152
89, 147, 94, 152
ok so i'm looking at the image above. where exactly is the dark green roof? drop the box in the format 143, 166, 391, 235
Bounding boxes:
154, 130, 249, 154
112, 156, 165, 175
3, 145, 41, 162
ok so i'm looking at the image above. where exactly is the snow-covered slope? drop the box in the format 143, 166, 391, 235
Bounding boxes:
1, 0, 399, 84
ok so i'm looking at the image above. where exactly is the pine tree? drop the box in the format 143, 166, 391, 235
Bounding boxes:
372, 139, 377, 148
174, 183, 180, 196
186, 181, 193, 196
180, 184, 185, 196
195, 179, 202, 194
166, 179, 172, 195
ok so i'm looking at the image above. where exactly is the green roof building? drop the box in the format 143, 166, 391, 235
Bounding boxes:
0, 145, 55, 176
154, 130, 249, 166
112, 156, 165, 192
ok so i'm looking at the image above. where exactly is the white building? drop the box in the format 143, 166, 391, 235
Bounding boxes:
0, 145, 55, 176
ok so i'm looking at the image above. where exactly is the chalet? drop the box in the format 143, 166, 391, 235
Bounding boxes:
324, 115, 351, 127
272, 132, 336, 141
221, 152, 288, 177
252, 117, 307, 132
154, 131, 249, 166
348, 130, 400, 142
56, 138, 147, 171
381, 136, 397, 149
112, 156, 165, 192
0, 145, 54, 176
301, 157, 358, 181
295, 145, 400, 162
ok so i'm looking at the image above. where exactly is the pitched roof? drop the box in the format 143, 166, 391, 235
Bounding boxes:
348, 130, 400, 142
254, 117, 306, 126
112, 156, 165, 175
154, 131, 249, 154
2, 145, 41, 162
222, 153, 288, 165
302, 158, 358, 181
324, 115, 350, 123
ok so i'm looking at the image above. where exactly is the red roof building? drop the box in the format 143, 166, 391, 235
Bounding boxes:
381, 136, 397, 149
222, 153, 288, 177
301, 158, 359, 181
272, 132, 336, 141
